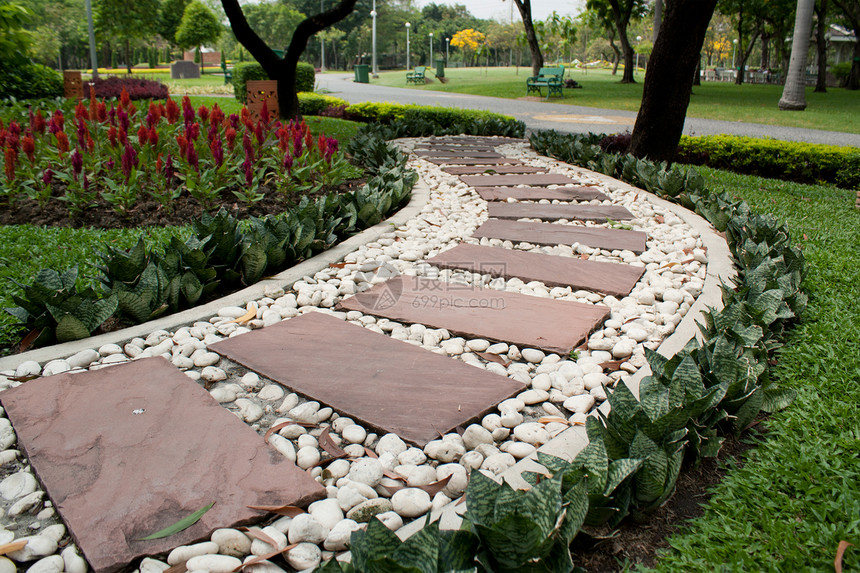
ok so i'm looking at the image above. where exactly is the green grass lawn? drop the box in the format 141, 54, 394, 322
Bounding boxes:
373, 66, 860, 135
647, 169, 860, 572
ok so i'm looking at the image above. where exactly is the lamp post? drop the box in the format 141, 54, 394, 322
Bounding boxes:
635, 35, 642, 73
405, 23, 411, 70
84, 0, 99, 79
429, 32, 433, 64
446, 37, 450, 64
320, 0, 325, 71
371, 0, 378, 78
732, 38, 738, 73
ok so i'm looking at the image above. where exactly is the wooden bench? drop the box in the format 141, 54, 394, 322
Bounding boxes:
526, 66, 564, 99
406, 66, 426, 84
221, 61, 232, 85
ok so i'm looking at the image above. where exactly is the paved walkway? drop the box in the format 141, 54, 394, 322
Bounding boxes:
317, 72, 860, 147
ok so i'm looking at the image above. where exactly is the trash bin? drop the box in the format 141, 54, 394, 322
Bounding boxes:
435, 58, 445, 78
354, 64, 370, 83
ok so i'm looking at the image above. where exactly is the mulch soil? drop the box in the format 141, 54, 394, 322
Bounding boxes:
572, 429, 761, 571
0, 178, 366, 229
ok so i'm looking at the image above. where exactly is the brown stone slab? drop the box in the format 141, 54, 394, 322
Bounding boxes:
473, 219, 647, 253
337, 276, 609, 356
0, 358, 324, 573
460, 174, 577, 187
443, 165, 546, 175
417, 144, 498, 151
487, 202, 634, 222
428, 243, 644, 297
415, 150, 503, 158
425, 157, 526, 166
475, 186, 608, 202
209, 312, 524, 447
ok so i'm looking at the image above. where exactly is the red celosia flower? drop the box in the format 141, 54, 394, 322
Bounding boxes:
51, 110, 64, 133
254, 122, 264, 146
42, 167, 53, 186
225, 127, 237, 150
318, 134, 327, 157
121, 141, 137, 181
242, 131, 254, 161
108, 126, 118, 147
197, 105, 210, 124
96, 102, 107, 123
87, 135, 94, 153
210, 104, 224, 127
156, 153, 163, 174
176, 134, 188, 156
210, 136, 224, 168
33, 110, 46, 135
165, 98, 180, 124
120, 87, 131, 110
4, 145, 17, 182
75, 100, 87, 123
186, 140, 199, 172
71, 148, 83, 180
148, 127, 159, 147
118, 127, 128, 145
182, 96, 195, 125
260, 98, 270, 124
88, 86, 98, 120
137, 125, 148, 147
127, 101, 137, 117
55, 131, 69, 155
21, 135, 35, 163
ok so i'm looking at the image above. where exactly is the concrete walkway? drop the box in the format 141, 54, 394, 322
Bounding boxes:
317, 72, 860, 147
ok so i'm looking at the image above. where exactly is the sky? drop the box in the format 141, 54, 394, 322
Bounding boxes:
414, 0, 586, 23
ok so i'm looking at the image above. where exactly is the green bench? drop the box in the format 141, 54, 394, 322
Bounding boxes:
221, 61, 232, 85
406, 66, 426, 84
526, 66, 565, 99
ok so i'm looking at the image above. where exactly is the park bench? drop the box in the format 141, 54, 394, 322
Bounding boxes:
526, 66, 564, 99
221, 60, 232, 84
407, 66, 426, 84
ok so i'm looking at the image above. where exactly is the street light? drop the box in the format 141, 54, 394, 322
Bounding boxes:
635, 35, 642, 73
429, 32, 433, 64
405, 23, 411, 70
320, 0, 325, 71
732, 38, 738, 72
446, 37, 450, 64
371, 0, 378, 78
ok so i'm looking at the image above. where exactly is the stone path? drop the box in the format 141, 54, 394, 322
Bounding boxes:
475, 186, 609, 202
487, 202, 634, 222
0, 135, 715, 571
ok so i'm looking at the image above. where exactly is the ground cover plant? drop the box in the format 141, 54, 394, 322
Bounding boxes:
371, 66, 860, 135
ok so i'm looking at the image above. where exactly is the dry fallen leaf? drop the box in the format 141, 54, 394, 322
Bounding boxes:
18, 328, 41, 354
319, 427, 347, 460
474, 351, 511, 367
599, 360, 626, 371
835, 540, 853, 573
382, 475, 453, 497
537, 417, 570, 425
227, 303, 257, 324
264, 420, 316, 444
240, 527, 281, 550
163, 563, 188, 573
232, 544, 298, 572
329, 262, 348, 268
363, 447, 379, 459
246, 504, 305, 517
0, 540, 28, 555
654, 215, 665, 223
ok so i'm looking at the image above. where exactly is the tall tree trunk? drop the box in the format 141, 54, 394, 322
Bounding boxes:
608, 0, 635, 83
780, 0, 815, 109
653, 0, 663, 41
222, 0, 357, 119
629, 0, 717, 162
609, 28, 621, 75
814, 0, 828, 92
126, 39, 132, 74
734, 29, 760, 85
760, 31, 771, 68
512, 0, 543, 76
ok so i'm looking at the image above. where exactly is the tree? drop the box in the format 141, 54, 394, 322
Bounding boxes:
96, 0, 160, 73
176, 1, 221, 73
450, 28, 485, 66
0, 0, 34, 64
832, 0, 860, 89
629, 0, 717, 161
814, 0, 828, 92
510, 0, 543, 76
222, 0, 357, 119
587, 0, 648, 83
157, 0, 190, 46
779, 0, 815, 109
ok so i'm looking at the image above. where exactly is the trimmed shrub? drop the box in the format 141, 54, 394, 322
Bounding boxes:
233, 62, 316, 102
676, 134, 860, 190
344, 102, 524, 137
0, 62, 63, 100
232, 62, 270, 102
91, 76, 168, 101
296, 62, 315, 93
298, 92, 349, 116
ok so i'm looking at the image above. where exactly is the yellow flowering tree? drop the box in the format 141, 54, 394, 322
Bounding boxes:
450, 28, 486, 66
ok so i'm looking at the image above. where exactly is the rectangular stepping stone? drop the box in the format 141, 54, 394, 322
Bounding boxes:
337, 276, 610, 356
473, 219, 647, 253
209, 312, 524, 447
425, 157, 525, 166
428, 243, 644, 297
443, 165, 546, 175
0, 358, 324, 573
460, 174, 576, 187
417, 144, 498, 151
475, 186, 609, 202
487, 202, 634, 222
415, 150, 503, 158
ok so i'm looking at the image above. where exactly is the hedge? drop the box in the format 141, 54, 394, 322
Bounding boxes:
232, 62, 316, 103
0, 62, 63, 101
676, 134, 860, 190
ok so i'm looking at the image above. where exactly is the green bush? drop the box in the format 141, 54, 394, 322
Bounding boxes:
676, 134, 860, 190
0, 62, 63, 100
296, 61, 315, 93
832, 62, 851, 85
298, 92, 348, 116
231, 62, 270, 102
232, 61, 316, 102
343, 102, 525, 138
